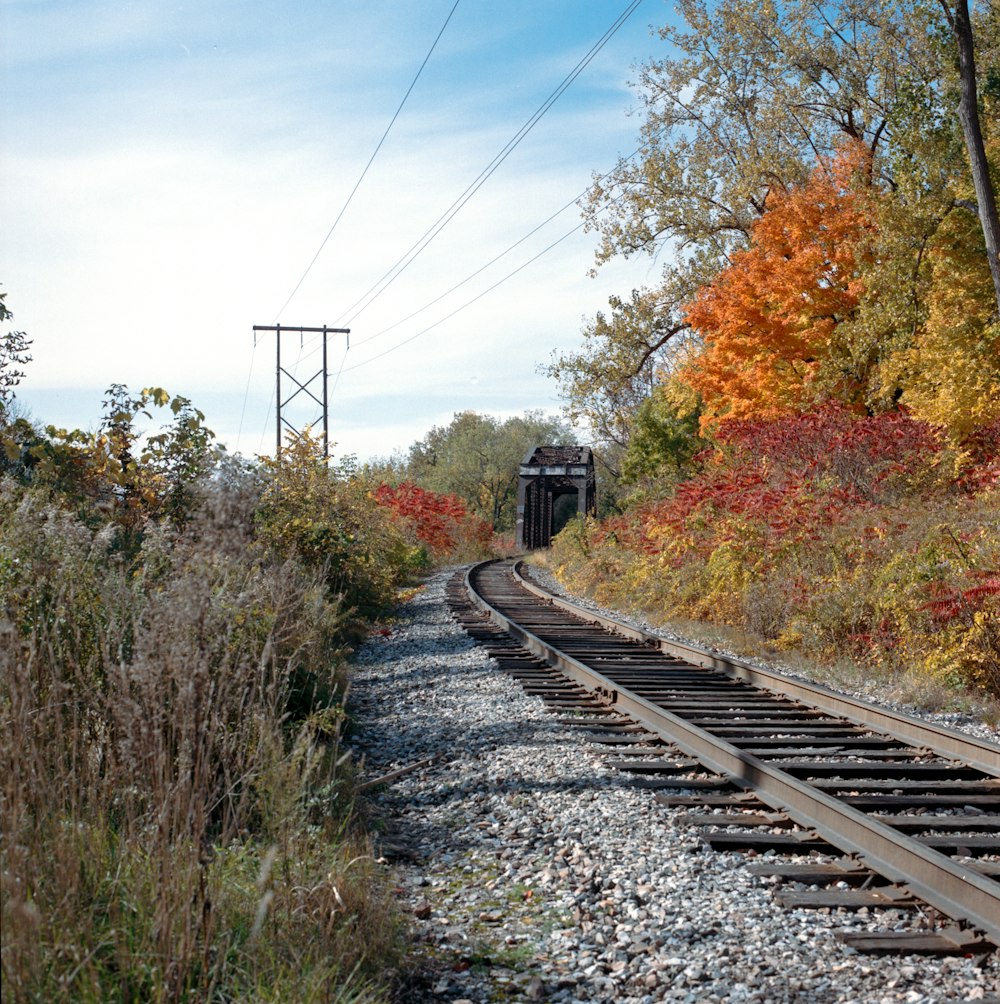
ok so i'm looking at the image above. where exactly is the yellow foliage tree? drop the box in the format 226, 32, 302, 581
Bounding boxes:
900, 165, 1000, 438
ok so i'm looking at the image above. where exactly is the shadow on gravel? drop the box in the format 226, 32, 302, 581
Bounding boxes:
353, 712, 631, 789
365, 737, 645, 866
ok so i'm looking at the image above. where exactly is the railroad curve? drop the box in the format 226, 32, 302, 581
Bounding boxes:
457, 557, 1000, 955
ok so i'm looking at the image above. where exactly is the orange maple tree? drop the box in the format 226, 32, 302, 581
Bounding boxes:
681, 141, 875, 432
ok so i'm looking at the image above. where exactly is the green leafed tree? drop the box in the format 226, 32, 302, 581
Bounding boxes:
0, 290, 32, 419
620, 379, 705, 493
582, 0, 919, 277
404, 410, 571, 533
823, 0, 1000, 429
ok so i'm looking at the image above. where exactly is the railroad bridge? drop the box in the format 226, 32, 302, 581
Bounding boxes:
515, 445, 596, 550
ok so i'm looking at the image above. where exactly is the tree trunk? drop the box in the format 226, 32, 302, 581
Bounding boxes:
942, 0, 1000, 313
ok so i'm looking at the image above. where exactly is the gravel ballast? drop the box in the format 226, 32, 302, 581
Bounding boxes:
349, 569, 999, 1004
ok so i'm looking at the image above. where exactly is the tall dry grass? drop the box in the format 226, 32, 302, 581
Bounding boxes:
0, 470, 399, 1003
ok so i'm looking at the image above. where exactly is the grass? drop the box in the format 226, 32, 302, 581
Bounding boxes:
0, 475, 403, 1003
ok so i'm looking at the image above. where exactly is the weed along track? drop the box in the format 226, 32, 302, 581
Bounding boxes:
450, 558, 1000, 960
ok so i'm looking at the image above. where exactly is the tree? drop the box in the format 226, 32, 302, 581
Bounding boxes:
145, 394, 222, 525
581, 0, 916, 276
620, 378, 704, 491
544, 289, 689, 469
405, 410, 571, 532
257, 431, 406, 622
7, 384, 221, 542
552, 0, 928, 462
900, 193, 1000, 436
681, 142, 874, 431
0, 290, 32, 418
827, 0, 1000, 433
88, 385, 219, 533
937, 0, 1000, 310
372, 481, 492, 560
552, 0, 999, 460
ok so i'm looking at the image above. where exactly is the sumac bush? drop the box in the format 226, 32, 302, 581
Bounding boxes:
373, 481, 493, 565
550, 408, 999, 697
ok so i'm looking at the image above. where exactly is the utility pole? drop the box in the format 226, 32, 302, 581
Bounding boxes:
252, 324, 350, 459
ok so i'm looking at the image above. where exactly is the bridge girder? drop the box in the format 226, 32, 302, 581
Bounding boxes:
515, 445, 596, 550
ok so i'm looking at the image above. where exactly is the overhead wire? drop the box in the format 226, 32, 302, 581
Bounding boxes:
333, 160, 650, 374
287, 123, 662, 374
327, 341, 351, 408
348, 193, 588, 349
254, 0, 644, 449
330, 0, 643, 330
325, 161, 648, 376
337, 220, 588, 373
271, 0, 463, 324
235, 335, 258, 448
349, 142, 653, 351
253, 0, 462, 450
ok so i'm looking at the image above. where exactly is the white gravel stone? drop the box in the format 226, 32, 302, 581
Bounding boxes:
349, 568, 1000, 1004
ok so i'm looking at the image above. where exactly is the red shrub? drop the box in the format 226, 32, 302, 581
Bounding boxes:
595, 408, 955, 559
712, 406, 943, 502
373, 482, 491, 558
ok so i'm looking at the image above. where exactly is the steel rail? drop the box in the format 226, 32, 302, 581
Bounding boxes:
464, 559, 1000, 945
509, 561, 1000, 778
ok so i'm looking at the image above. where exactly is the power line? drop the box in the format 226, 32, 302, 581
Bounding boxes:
331, 0, 643, 329
349, 141, 653, 351
350, 196, 585, 349
336, 152, 649, 372
235, 334, 259, 447
255, 0, 462, 449
286, 131, 655, 381
259, 0, 645, 443
270, 0, 463, 323
326, 149, 655, 374
338, 219, 587, 374
327, 341, 351, 408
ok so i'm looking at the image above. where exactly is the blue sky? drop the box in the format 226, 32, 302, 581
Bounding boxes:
2, 0, 678, 462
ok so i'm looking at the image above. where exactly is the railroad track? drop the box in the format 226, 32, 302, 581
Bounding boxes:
449, 557, 1000, 958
